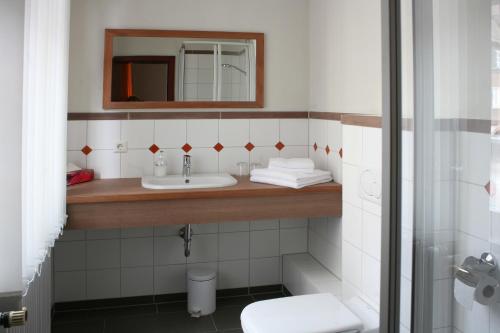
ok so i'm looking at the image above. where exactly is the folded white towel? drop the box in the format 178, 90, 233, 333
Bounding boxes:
251, 168, 331, 183
268, 158, 315, 173
250, 176, 332, 189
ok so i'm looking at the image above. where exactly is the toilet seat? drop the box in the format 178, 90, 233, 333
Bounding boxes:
240, 293, 364, 333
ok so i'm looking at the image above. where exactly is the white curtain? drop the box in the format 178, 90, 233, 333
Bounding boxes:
22, 0, 70, 291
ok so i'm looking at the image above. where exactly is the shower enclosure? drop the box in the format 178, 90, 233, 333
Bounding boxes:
177, 41, 256, 102
387, 0, 500, 332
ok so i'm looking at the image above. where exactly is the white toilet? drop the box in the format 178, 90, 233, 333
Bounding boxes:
240, 293, 379, 333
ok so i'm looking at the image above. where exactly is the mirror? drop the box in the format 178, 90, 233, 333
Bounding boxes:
103, 30, 264, 109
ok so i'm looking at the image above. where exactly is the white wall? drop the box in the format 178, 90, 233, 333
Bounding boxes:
0, 0, 24, 297
309, 0, 382, 115
68, 0, 310, 112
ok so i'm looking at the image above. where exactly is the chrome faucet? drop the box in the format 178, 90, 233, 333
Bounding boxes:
183, 155, 191, 183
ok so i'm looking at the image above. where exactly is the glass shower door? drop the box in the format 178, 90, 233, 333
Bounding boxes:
399, 0, 500, 332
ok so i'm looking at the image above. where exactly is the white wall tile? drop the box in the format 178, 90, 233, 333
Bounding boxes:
191, 223, 219, 234
309, 146, 327, 171
458, 182, 490, 241
280, 119, 308, 146
86, 229, 120, 240
280, 228, 307, 254
121, 237, 154, 267
362, 211, 381, 260
342, 125, 363, 166
250, 257, 281, 286
326, 217, 342, 248
309, 118, 327, 148
250, 119, 279, 146
155, 264, 186, 294
219, 232, 249, 261
342, 241, 363, 290
86, 269, 120, 300
218, 260, 249, 289
326, 120, 342, 152
54, 271, 86, 302
54, 241, 86, 271
67, 121, 87, 150
219, 147, 249, 175
57, 230, 86, 242
67, 150, 87, 169
342, 203, 363, 249
187, 119, 219, 148
361, 254, 380, 309
362, 127, 382, 169
250, 146, 279, 167
121, 227, 154, 238
280, 218, 308, 229
459, 132, 490, 186
343, 164, 362, 208
219, 119, 249, 147
87, 120, 121, 150
219, 221, 249, 233
121, 267, 154, 297
121, 149, 153, 178
164, 148, 185, 175
154, 225, 182, 237
250, 230, 279, 258
86, 239, 120, 269
155, 236, 186, 265
432, 279, 453, 329
87, 150, 121, 179
155, 120, 187, 149
190, 148, 219, 173
279, 145, 309, 159
121, 120, 154, 149
251, 219, 279, 231
188, 234, 218, 263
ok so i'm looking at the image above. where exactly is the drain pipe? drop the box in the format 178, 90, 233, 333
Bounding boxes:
179, 224, 192, 257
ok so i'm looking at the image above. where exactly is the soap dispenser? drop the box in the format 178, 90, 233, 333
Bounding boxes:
154, 150, 167, 177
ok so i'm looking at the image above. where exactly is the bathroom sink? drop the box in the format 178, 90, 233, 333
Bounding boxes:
141, 173, 238, 190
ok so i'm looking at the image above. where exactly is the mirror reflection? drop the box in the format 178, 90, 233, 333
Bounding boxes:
111, 37, 257, 103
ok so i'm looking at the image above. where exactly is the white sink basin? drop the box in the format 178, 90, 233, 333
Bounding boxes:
142, 173, 238, 190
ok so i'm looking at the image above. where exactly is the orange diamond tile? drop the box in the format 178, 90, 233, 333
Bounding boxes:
313, 143, 318, 151
81, 145, 93, 155
275, 141, 285, 151
149, 144, 160, 154
182, 143, 192, 153
245, 142, 255, 151
339, 148, 343, 159
325, 145, 331, 155
485, 181, 495, 195
213, 143, 224, 152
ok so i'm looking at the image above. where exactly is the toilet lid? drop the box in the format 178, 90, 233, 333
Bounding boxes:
241, 293, 363, 333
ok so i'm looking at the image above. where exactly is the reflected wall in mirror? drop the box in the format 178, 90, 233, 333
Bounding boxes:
103, 29, 264, 109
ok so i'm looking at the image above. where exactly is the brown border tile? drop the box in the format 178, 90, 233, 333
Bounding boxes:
221, 111, 308, 119
308, 112, 343, 121
129, 112, 220, 120
341, 114, 382, 128
67, 113, 128, 121
435, 118, 491, 134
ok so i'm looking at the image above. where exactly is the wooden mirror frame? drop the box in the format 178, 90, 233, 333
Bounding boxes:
103, 29, 264, 109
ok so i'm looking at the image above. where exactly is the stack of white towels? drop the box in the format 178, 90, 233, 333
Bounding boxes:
250, 158, 332, 189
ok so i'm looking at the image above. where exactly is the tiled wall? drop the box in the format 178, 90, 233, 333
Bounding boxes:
340, 123, 382, 310
54, 220, 308, 302
67, 118, 309, 179
60, 115, 314, 302
307, 118, 343, 278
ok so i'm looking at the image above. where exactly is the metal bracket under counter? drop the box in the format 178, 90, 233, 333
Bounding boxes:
66, 176, 342, 230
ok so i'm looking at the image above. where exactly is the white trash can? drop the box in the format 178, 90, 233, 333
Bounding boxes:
187, 268, 216, 317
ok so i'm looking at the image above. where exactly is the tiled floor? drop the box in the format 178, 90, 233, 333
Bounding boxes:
52, 291, 287, 333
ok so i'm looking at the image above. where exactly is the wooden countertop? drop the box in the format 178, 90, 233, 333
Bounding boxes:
66, 176, 342, 204
66, 176, 342, 229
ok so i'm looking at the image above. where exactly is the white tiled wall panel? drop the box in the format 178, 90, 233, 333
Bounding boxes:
54, 220, 308, 302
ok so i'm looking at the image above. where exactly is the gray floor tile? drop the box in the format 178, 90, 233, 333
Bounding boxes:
157, 312, 216, 333
87, 304, 157, 319
157, 301, 187, 313
217, 296, 254, 308
211, 306, 243, 331
52, 319, 105, 333
251, 292, 286, 301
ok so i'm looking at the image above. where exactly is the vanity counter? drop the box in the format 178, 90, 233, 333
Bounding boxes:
66, 177, 342, 229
